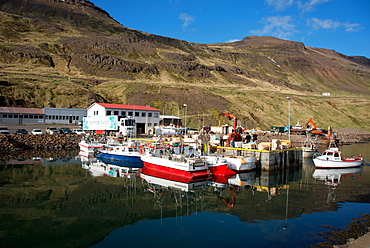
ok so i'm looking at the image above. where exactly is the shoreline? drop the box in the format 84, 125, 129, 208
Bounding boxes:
1, 127, 369, 152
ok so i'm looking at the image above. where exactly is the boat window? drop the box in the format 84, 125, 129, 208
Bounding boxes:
327, 152, 333, 156
334, 153, 340, 157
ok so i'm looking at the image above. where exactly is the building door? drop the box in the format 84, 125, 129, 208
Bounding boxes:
137, 123, 145, 134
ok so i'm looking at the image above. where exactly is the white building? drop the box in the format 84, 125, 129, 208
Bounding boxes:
86, 103, 161, 134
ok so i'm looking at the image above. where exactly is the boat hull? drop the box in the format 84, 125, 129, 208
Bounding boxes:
79, 141, 104, 153
226, 157, 257, 172
141, 155, 209, 180
313, 158, 363, 169
96, 152, 142, 163
302, 150, 316, 158
141, 167, 208, 184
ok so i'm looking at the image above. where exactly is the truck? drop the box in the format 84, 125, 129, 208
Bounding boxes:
82, 116, 136, 137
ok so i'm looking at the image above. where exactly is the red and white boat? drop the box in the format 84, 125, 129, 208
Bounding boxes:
203, 156, 237, 177
313, 147, 363, 169
141, 141, 210, 180
141, 141, 236, 181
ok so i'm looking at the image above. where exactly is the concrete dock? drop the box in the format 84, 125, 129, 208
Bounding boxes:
215, 146, 303, 171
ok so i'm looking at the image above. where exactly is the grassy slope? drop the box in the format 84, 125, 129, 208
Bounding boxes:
0, 5, 369, 132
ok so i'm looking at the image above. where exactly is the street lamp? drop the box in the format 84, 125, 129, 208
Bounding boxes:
183, 104, 187, 135
286, 97, 291, 141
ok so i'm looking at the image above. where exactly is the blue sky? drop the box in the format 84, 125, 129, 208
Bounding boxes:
91, 0, 370, 58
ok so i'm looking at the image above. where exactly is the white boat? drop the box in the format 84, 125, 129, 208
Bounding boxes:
301, 136, 318, 158
224, 156, 257, 172
78, 139, 105, 153
313, 146, 363, 169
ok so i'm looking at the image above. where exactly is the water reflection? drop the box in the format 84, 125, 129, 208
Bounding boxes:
80, 151, 143, 178
0, 144, 369, 248
312, 167, 363, 204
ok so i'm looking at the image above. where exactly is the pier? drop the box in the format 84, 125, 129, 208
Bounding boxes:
215, 146, 302, 171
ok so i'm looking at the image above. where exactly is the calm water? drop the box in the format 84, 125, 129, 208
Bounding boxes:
0, 144, 369, 248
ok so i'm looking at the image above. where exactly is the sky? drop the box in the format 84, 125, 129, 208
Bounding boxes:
91, 0, 370, 58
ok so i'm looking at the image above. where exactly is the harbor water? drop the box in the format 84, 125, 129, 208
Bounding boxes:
0, 143, 369, 248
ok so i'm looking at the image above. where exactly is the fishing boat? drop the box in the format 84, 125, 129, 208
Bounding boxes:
224, 156, 257, 172
301, 136, 318, 158
96, 140, 142, 163
78, 139, 105, 153
140, 141, 210, 180
313, 140, 363, 169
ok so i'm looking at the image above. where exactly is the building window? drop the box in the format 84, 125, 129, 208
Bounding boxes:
148, 113, 152, 117
94, 111, 98, 115
128, 111, 133, 116
3, 114, 7, 118
148, 123, 152, 127
154, 123, 158, 126
76, 116, 79, 120
14, 114, 18, 118
114, 111, 119, 115
121, 111, 126, 116
8, 114, 13, 118
142, 112, 146, 117
135, 112, 140, 117
154, 113, 159, 118
52, 115, 55, 120
38, 115, 43, 119
106, 110, 111, 115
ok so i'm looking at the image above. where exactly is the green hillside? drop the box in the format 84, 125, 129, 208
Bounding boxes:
0, 0, 369, 131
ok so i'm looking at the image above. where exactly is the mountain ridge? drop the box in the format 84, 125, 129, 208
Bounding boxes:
0, 0, 369, 131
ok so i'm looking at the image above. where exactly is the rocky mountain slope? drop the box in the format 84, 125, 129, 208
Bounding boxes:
0, 0, 369, 131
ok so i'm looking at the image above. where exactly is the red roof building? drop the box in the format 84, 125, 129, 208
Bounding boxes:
86, 102, 161, 134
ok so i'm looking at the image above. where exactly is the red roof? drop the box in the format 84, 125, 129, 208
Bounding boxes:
95, 103, 160, 111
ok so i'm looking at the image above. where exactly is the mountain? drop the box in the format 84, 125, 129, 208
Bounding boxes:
0, 0, 369, 131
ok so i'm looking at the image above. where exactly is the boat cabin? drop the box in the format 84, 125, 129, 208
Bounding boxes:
322, 148, 342, 161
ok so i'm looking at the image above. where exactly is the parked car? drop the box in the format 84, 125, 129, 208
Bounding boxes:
0, 126, 10, 134
15, 129, 28, 135
73, 129, 85, 135
46, 127, 60, 134
31, 129, 43, 135
59, 127, 73, 134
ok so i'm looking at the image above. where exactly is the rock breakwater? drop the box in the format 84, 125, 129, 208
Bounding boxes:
0, 134, 82, 151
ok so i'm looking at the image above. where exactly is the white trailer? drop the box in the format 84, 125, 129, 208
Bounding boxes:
83, 116, 136, 137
